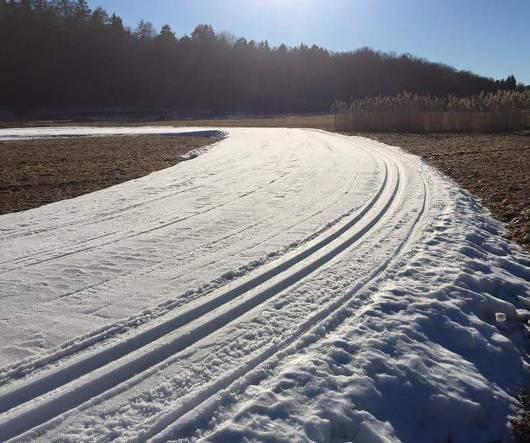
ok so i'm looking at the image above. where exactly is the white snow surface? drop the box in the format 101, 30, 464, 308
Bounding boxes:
0, 126, 223, 141
0, 127, 529, 442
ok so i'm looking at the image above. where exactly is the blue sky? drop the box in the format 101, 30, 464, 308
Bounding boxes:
87, 0, 530, 84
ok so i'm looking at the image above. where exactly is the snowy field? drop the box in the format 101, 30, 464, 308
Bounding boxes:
0, 127, 529, 442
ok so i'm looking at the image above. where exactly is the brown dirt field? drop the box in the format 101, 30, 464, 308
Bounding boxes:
360, 133, 530, 252
0, 135, 218, 214
0, 114, 336, 131
167, 115, 336, 130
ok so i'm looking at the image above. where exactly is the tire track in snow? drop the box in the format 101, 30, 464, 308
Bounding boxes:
0, 156, 397, 441
71, 162, 361, 310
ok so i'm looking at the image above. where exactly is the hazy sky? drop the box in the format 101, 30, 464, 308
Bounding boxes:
87, 0, 530, 84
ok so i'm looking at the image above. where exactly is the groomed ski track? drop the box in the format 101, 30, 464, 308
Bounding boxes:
0, 127, 528, 442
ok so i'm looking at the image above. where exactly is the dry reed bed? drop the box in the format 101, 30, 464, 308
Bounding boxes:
335, 91, 530, 133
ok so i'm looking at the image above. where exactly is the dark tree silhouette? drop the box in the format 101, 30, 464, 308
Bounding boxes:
0, 1, 522, 113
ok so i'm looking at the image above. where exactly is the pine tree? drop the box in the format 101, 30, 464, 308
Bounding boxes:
158, 24, 176, 43
74, 0, 90, 20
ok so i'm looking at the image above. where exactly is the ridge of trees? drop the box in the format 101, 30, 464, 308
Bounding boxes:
0, 0, 525, 113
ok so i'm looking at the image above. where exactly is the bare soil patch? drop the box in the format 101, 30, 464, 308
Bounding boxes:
0, 114, 336, 131
164, 115, 336, 130
360, 133, 530, 251
0, 135, 217, 214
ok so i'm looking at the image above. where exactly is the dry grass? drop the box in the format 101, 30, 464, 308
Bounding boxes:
336, 110, 529, 133
0, 134, 217, 214
334, 91, 530, 133
513, 390, 530, 443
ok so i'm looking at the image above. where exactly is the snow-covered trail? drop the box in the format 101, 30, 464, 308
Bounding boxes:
0, 127, 528, 442
0, 128, 380, 364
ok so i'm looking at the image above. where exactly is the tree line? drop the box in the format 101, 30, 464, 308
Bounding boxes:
0, 0, 525, 113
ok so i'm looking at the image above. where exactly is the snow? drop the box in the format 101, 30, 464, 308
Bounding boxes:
0, 127, 528, 442
0, 126, 224, 141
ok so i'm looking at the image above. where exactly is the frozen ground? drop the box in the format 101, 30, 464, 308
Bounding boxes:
0, 127, 528, 442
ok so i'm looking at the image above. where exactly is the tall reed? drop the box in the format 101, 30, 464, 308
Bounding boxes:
333, 91, 530, 133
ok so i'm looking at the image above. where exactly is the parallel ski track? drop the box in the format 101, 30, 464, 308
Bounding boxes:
0, 158, 386, 414
0, 182, 203, 244
0, 169, 292, 274
0, 155, 398, 442
0, 162, 362, 386
148, 155, 428, 443
0, 139, 356, 273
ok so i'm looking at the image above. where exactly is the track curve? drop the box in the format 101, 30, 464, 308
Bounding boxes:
0, 128, 526, 442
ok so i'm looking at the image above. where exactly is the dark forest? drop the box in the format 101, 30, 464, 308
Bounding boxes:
0, 0, 523, 113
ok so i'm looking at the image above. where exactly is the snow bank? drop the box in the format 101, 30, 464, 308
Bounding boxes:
204, 162, 530, 443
